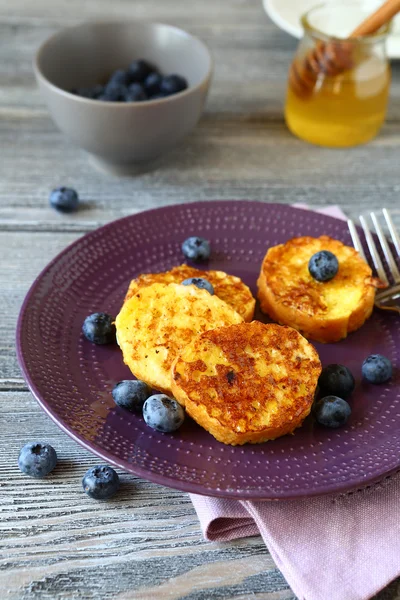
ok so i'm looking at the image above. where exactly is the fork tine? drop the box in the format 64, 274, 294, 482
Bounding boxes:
383, 208, 400, 258
347, 219, 367, 262
359, 215, 389, 285
370, 212, 400, 283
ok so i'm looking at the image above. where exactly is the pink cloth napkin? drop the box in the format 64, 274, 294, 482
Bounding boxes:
190, 205, 400, 600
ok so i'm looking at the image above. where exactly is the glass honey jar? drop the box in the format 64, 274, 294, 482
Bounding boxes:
285, 1, 391, 147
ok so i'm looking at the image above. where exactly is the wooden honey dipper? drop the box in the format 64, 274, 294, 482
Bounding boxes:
290, 0, 400, 98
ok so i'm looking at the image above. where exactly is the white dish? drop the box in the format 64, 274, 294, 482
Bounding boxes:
263, 0, 400, 59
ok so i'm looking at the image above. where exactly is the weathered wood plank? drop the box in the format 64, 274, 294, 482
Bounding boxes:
0, 391, 295, 600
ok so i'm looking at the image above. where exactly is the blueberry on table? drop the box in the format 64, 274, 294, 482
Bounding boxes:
160, 74, 188, 95
318, 364, 355, 399
182, 236, 211, 261
107, 69, 129, 86
125, 83, 147, 102
128, 59, 154, 83
49, 187, 79, 213
82, 466, 120, 500
308, 250, 339, 282
143, 395, 185, 433
112, 380, 152, 413
18, 442, 57, 478
181, 277, 214, 295
82, 313, 116, 345
315, 396, 351, 428
362, 354, 392, 384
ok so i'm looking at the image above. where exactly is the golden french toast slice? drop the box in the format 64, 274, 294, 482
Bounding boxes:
171, 321, 321, 445
257, 236, 380, 343
124, 264, 255, 322
115, 282, 243, 394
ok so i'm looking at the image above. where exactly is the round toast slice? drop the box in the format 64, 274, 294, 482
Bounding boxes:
124, 264, 255, 322
115, 282, 243, 394
257, 236, 381, 343
171, 321, 321, 445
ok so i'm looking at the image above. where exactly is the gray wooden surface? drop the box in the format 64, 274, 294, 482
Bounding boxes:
1, 0, 400, 598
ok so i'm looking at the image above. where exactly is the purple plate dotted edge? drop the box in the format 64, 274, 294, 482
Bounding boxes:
16, 201, 400, 500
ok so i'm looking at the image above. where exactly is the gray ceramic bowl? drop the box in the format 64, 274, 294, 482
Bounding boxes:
34, 21, 212, 172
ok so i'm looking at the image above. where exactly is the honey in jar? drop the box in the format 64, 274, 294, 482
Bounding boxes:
285, 2, 391, 148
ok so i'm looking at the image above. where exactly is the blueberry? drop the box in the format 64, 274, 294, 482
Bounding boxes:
314, 396, 351, 428
82, 465, 120, 500
181, 277, 214, 295
112, 380, 152, 413
125, 83, 147, 102
362, 354, 393, 384
128, 59, 154, 83
82, 313, 115, 345
75, 85, 104, 99
107, 69, 129, 86
182, 236, 211, 261
308, 251, 339, 282
160, 74, 188, 96
99, 83, 127, 102
18, 442, 57, 478
49, 187, 79, 213
318, 364, 355, 400
144, 72, 163, 95
143, 394, 185, 433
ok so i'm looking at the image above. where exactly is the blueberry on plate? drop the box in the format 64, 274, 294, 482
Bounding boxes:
308, 250, 339, 282
112, 380, 152, 413
314, 396, 351, 428
318, 364, 355, 399
181, 277, 214, 295
49, 186, 79, 213
144, 72, 162, 96
128, 59, 154, 83
107, 69, 129, 87
82, 313, 115, 345
182, 236, 211, 261
362, 354, 393, 384
125, 83, 147, 102
143, 394, 185, 433
18, 442, 57, 478
82, 465, 120, 500
160, 74, 188, 95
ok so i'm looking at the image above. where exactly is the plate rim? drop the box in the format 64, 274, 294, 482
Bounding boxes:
262, 0, 400, 59
16, 200, 400, 500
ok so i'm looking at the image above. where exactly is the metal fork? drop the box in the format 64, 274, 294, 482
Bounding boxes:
347, 209, 400, 314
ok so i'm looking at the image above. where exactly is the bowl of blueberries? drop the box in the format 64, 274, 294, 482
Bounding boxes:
34, 21, 212, 172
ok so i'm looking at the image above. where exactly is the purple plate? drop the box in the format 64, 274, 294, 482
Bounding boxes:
16, 201, 400, 499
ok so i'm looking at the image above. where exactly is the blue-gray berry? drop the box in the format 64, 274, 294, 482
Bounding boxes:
82, 465, 120, 500
362, 354, 392, 384
18, 442, 57, 478
308, 251, 339, 282
143, 394, 185, 433
181, 277, 214, 295
160, 74, 188, 95
112, 380, 152, 413
314, 396, 351, 428
318, 364, 355, 399
82, 313, 115, 345
182, 237, 211, 261
49, 187, 79, 213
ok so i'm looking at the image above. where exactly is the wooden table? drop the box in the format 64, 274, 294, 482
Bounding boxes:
1, 1, 400, 598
